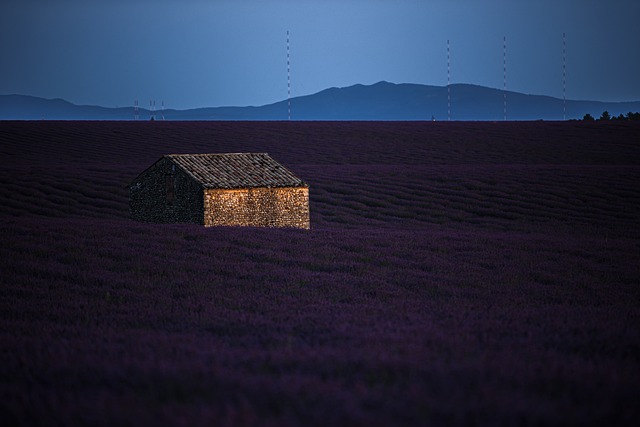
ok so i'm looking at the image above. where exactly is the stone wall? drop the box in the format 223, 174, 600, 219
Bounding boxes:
204, 187, 310, 229
129, 158, 204, 224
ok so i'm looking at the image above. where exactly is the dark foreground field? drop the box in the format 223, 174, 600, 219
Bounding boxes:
1, 121, 639, 426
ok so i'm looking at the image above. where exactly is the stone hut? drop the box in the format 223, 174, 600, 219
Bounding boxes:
129, 153, 309, 229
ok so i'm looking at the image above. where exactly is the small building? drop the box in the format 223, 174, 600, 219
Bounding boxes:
129, 153, 309, 229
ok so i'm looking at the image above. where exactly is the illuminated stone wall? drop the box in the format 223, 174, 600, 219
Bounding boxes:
204, 187, 310, 229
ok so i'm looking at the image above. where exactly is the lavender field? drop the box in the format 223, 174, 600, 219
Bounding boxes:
1, 120, 639, 426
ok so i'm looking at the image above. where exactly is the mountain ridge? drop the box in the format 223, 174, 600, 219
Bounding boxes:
2, 81, 639, 121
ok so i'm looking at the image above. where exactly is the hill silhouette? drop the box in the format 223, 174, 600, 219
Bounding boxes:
2, 81, 640, 120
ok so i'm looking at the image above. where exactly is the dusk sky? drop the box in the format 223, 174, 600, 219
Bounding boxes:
2, 0, 639, 110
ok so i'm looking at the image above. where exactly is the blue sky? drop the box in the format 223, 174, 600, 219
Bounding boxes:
1, 0, 639, 109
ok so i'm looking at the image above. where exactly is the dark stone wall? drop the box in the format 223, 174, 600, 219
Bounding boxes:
129, 158, 204, 224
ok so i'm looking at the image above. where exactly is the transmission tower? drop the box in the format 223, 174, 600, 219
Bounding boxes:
447, 39, 451, 121
563, 32, 567, 120
149, 99, 159, 121
503, 36, 507, 121
287, 30, 291, 121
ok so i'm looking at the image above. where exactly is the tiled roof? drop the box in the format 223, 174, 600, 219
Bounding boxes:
166, 153, 306, 189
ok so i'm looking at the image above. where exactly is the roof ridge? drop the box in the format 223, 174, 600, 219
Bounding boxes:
166, 152, 269, 157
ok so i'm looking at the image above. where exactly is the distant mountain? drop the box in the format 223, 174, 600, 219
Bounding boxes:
2, 82, 640, 121
0, 94, 134, 120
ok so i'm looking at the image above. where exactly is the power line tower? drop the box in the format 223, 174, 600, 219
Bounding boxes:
563, 32, 567, 120
503, 36, 507, 121
287, 30, 291, 121
447, 39, 451, 121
